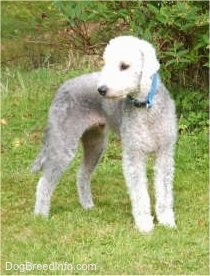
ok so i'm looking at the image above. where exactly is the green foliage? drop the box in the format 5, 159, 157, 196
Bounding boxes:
2, 1, 208, 89
1, 1, 60, 39
51, 1, 208, 89
52, 0, 209, 134
1, 1, 63, 69
1, 1, 209, 132
135, 1, 209, 89
53, 1, 131, 53
172, 88, 209, 133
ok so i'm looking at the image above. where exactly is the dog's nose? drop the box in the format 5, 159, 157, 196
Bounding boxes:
98, 85, 108, 96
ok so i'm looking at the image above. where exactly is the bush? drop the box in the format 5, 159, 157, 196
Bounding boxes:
53, 1, 208, 90
53, 0, 209, 133
1, 1, 209, 132
2, 1, 208, 90
171, 88, 208, 133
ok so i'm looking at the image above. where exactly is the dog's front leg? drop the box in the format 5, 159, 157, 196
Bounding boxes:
123, 150, 154, 233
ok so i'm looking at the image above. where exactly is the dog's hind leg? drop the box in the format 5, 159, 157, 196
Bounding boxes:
77, 124, 108, 209
34, 127, 81, 217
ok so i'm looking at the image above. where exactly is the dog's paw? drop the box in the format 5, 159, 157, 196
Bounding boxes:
157, 209, 176, 228
135, 215, 154, 234
80, 200, 94, 210
34, 209, 49, 218
34, 203, 50, 218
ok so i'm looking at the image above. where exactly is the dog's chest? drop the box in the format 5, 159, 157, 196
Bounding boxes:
102, 99, 124, 134
121, 108, 158, 152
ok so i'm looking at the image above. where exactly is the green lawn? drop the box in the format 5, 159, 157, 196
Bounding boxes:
1, 68, 209, 275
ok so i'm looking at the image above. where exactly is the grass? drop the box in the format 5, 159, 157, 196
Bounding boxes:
1, 68, 209, 275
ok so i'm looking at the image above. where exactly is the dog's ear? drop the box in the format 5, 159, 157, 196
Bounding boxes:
140, 40, 160, 80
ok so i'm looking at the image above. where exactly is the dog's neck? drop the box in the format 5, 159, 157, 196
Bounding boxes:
128, 73, 159, 108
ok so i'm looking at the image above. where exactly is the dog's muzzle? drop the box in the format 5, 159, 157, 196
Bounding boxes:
98, 85, 108, 96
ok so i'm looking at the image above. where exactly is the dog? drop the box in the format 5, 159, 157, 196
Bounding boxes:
32, 36, 177, 233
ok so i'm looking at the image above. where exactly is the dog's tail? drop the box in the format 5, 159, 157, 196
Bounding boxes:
31, 147, 47, 172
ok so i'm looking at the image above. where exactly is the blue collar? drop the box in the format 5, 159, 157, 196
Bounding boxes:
127, 73, 159, 108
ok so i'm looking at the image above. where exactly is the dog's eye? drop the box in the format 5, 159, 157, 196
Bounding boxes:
120, 63, 130, 71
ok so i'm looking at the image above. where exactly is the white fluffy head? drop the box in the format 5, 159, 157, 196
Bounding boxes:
98, 36, 160, 98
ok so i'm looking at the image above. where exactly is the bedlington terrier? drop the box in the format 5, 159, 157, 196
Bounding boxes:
32, 35, 177, 233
